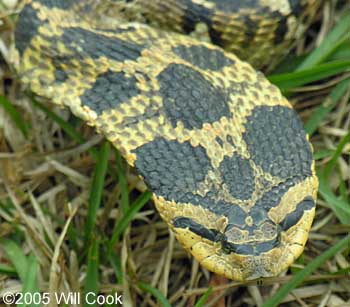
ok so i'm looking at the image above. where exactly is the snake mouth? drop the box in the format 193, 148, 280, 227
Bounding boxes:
172, 199, 315, 280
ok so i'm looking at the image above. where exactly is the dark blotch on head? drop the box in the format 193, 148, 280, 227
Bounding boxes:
219, 154, 255, 200
133, 138, 212, 202
242, 106, 313, 180
38, 0, 74, 9
133, 137, 250, 231
172, 44, 234, 71
255, 178, 302, 211
15, 4, 42, 56
181, 193, 248, 229
61, 27, 144, 62
81, 70, 139, 115
280, 196, 315, 231
207, 0, 261, 12
158, 63, 231, 129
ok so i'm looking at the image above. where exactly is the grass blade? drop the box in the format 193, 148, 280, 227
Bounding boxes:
330, 41, 350, 61
21, 255, 40, 307
84, 142, 110, 247
317, 170, 350, 224
323, 131, 350, 179
304, 78, 350, 135
297, 13, 350, 70
109, 252, 123, 284
195, 287, 213, 307
84, 237, 99, 307
107, 190, 152, 258
262, 235, 350, 307
0, 239, 40, 306
0, 238, 28, 281
0, 263, 16, 275
313, 149, 334, 160
115, 149, 129, 213
339, 177, 349, 203
138, 282, 172, 307
268, 60, 350, 91
0, 95, 29, 138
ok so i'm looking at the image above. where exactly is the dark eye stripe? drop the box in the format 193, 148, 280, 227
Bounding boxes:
173, 197, 315, 256
173, 217, 223, 242
280, 196, 315, 231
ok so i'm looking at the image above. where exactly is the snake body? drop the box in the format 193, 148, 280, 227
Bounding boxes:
14, 0, 319, 280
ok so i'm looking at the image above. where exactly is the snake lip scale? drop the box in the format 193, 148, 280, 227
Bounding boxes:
14, 0, 319, 281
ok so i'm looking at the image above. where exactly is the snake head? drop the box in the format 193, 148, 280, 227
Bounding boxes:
164, 173, 318, 281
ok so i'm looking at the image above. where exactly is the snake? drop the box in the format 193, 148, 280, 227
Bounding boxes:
14, 0, 319, 281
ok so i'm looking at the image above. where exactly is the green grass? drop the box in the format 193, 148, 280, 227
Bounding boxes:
304, 78, 350, 135
0, 239, 40, 307
0, 239, 30, 281
84, 237, 99, 307
138, 282, 172, 307
323, 131, 350, 179
194, 287, 213, 307
83, 141, 110, 248
317, 171, 350, 225
106, 190, 152, 258
268, 60, 350, 92
115, 148, 129, 213
21, 255, 40, 307
0, 95, 29, 138
262, 235, 350, 307
0, 263, 16, 275
296, 13, 350, 71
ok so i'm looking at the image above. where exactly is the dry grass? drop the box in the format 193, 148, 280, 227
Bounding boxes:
0, 0, 349, 306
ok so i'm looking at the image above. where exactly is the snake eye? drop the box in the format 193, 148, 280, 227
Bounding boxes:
209, 228, 226, 242
221, 240, 254, 255
280, 197, 315, 231
221, 242, 231, 255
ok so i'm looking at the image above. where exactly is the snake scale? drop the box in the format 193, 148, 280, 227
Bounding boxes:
14, 0, 319, 280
